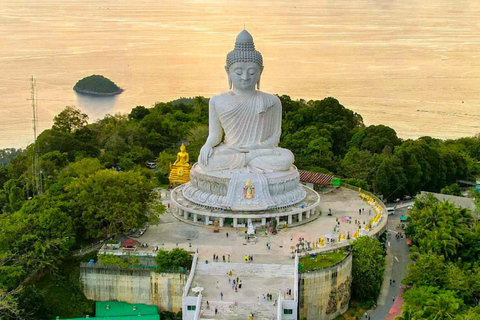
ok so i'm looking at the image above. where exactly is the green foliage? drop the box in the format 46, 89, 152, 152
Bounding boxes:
349, 125, 401, 154
66, 169, 154, 239
400, 195, 480, 318
155, 248, 193, 272
299, 250, 347, 271
98, 254, 139, 269
342, 178, 370, 191
0, 148, 23, 166
73, 74, 121, 94
52, 106, 89, 133
351, 236, 385, 304
441, 183, 462, 196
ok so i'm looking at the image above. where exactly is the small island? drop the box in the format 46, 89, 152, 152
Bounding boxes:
73, 75, 124, 96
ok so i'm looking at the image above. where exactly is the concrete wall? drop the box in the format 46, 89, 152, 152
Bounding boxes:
81, 265, 187, 313
299, 252, 352, 320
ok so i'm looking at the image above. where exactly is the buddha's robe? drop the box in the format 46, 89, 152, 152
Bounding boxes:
200, 91, 294, 172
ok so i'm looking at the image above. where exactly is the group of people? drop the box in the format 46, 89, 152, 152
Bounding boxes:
228, 276, 243, 292
244, 255, 254, 262
212, 253, 231, 263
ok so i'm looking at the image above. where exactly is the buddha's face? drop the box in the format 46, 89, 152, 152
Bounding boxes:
227, 62, 262, 91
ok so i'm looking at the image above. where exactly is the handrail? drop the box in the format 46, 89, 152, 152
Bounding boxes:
183, 249, 199, 297
193, 292, 202, 320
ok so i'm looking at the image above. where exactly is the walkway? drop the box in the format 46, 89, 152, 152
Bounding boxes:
368, 207, 411, 320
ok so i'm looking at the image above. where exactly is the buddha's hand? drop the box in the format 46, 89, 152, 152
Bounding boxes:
199, 144, 213, 166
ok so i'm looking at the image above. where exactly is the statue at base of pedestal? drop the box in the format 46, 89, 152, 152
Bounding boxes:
182, 30, 306, 211
169, 143, 191, 185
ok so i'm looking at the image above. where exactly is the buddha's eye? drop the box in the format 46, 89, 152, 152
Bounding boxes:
235, 69, 242, 75
248, 68, 257, 75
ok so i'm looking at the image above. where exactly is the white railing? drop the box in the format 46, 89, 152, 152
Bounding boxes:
294, 254, 299, 304
183, 249, 199, 297
277, 289, 283, 320
193, 292, 202, 320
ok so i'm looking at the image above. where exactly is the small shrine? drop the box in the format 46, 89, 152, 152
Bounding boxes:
169, 143, 191, 185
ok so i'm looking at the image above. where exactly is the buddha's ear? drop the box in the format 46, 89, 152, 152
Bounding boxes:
257, 66, 264, 90
225, 66, 232, 89
257, 67, 263, 90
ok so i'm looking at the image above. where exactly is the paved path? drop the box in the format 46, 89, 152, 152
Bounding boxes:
368, 207, 411, 320
136, 188, 383, 265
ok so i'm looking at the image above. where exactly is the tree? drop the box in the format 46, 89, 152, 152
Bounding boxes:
128, 106, 150, 121
52, 106, 89, 133
155, 248, 193, 271
349, 125, 401, 154
440, 183, 462, 196
66, 170, 154, 239
351, 236, 385, 304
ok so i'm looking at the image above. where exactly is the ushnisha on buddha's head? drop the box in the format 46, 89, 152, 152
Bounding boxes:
225, 30, 264, 93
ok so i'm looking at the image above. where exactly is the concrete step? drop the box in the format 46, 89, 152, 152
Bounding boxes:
196, 261, 294, 278
199, 300, 277, 320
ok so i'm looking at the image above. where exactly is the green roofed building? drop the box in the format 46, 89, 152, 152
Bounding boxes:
96, 301, 158, 317
54, 301, 159, 320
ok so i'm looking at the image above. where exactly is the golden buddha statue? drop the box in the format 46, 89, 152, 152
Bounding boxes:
169, 144, 191, 185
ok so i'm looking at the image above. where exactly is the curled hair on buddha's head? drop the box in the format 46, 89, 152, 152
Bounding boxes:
225, 29, 264, 89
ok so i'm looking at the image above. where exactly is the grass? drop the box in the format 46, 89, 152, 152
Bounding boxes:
299, 250, 348, 272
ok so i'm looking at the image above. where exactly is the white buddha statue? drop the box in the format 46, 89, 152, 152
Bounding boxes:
182, 30, 305, 211
198, 29, 294, 173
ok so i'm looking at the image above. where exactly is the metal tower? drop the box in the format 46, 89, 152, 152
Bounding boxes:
30, 76, 43, 195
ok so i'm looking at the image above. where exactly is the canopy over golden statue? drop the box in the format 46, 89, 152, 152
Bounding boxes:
169, 144, 191, 185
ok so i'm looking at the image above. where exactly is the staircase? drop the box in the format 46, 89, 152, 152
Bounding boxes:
189, 262, 294, 320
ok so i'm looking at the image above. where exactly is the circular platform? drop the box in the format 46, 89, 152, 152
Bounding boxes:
171, 184, 320, 228
182, 164, 306, 211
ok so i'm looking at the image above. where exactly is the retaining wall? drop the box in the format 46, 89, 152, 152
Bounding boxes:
81, 264, 187, 313
299, 252, 353, 320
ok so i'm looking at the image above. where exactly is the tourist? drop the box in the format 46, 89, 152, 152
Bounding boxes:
274, 300, 277, 306
231, 282, 235, 289
223, 255, 225, 262
205, 260, 209, 264
226, 232, 229, 238
392, 296, 395, 302
215, 307, 218, 314
213, 254, 216, 261
228, 277, 231, 284
220, 292, 223, 300
228, 254, 231, 262
236, 277, 239, 283
359, 208, 361, 215
235, 285, 238, 292
244, 255, 248, 262
239, 280, 242, 289
364, 312, 368, 318
206, 301, 209, 309
262, 294, 265, 302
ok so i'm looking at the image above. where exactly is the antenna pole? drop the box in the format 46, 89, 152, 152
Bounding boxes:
30, 76, 42, 195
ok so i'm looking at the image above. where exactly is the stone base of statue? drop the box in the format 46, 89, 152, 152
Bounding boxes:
182, 164, 306, 211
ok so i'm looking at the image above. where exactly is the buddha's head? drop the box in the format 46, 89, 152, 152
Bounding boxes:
225, 30, 264, 91
180, 143, 186, 152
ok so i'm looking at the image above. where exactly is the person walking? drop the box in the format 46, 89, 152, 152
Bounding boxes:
223, 255, 225, 262
215, 307, 218, 315
239, 280, 242, 289
220, 292, 223, 300
226, 232, 229, 238
206, 301, 209, 309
